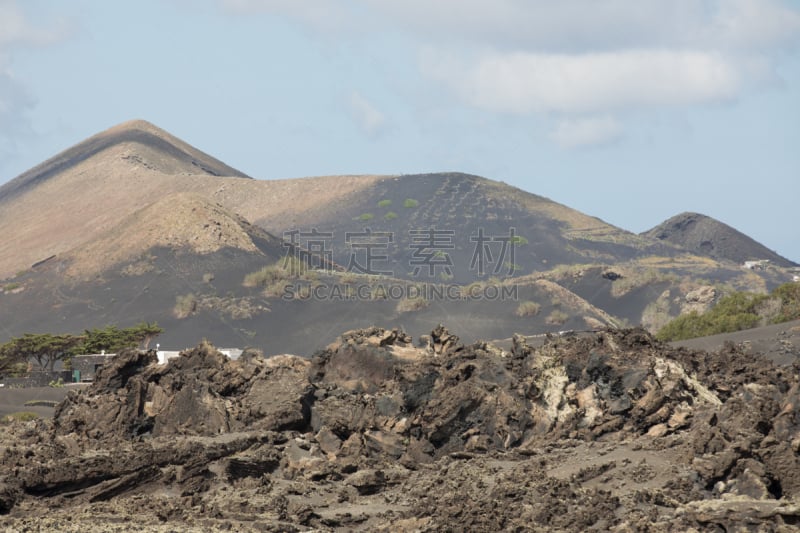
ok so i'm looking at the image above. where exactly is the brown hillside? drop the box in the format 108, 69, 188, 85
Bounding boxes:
0, 120, 385, 279
0, 119, 251, 203
63, 193, 267, 278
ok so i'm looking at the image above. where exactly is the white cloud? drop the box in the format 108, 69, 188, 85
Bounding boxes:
0, 0, 65, 46
0, 1, 71, 170
217, 0, 800, 148
424, 49, 741, 114
549, 116, 623, 148
348, 91, 386, 137
363, 0, 708, 51
709, 0, 800, 49
222, 0, 800, 52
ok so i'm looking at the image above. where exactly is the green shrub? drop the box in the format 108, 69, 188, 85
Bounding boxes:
656, 291, 770, 341
403, 198, 419, 208
511, 235, 528, 245
515, 301, 541, 317
771, 281, 800, 323
377, 199, 392, 208
357, 213, 374, 222
384, 211, 398, 221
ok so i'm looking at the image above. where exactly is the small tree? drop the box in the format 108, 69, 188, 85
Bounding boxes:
130, 322, 163, 349
2, 333, 83, 371
0, 341, 26, 376
79, 322, 164, 353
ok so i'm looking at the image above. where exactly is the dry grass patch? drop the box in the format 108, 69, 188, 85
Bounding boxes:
610, 268, 680, 298
396, 297, 429, 314
2, 412, 40, 424
546, 310, 569, 326
244, 257, 308, 287
515, 301, 541, 317
174, 293, 198, 319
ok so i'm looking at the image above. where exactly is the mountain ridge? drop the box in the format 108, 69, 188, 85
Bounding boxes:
1, 119, 796, 354
0, 120, 384, 279
642, 211, 797, 268
0, 119, 251, 205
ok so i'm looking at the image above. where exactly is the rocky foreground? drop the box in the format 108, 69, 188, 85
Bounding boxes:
1, 326, 799, 531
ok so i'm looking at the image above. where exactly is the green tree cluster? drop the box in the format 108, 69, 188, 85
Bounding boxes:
0, 333, 83, 372
656, 282, 800, 341
79, 322, 163, 353
0, 322, 163, 373
771, 281, 800, 323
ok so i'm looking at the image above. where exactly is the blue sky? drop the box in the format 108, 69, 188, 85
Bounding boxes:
2, 0, 799, 261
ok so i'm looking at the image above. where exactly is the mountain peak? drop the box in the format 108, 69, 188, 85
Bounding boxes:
0, 119, 250, 205
643, 212, 797, 267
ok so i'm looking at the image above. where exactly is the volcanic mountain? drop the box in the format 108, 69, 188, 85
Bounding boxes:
1, 120, 795, 354
0, 119, 382, 280
642, 212, 797, 268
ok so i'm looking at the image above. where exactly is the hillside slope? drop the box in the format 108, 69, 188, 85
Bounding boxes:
642, 212, 797, 267
0, 120, 382, 279
264, 172, 668, 284
0, 119, 251, 204
2, 120, 796, 354
63, 192, 284, 278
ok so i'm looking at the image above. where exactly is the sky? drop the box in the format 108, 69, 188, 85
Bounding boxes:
1, 0, 799, 261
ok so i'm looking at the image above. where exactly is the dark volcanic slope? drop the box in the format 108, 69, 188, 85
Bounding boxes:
643, 212, 797, 267
270, 172, 668, 284
0, 119, 250, 204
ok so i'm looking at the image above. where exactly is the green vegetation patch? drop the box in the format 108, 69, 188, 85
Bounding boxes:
656, 282, 800, 341
377, 199, 392, 208
403, 198, 419, 208
771, 281, 800, 323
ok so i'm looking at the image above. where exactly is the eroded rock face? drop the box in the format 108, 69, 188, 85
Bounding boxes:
0, 326, 798, 531
683, 285, 717, 314
54, 341, 314, 440
309, 326, 734, 462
